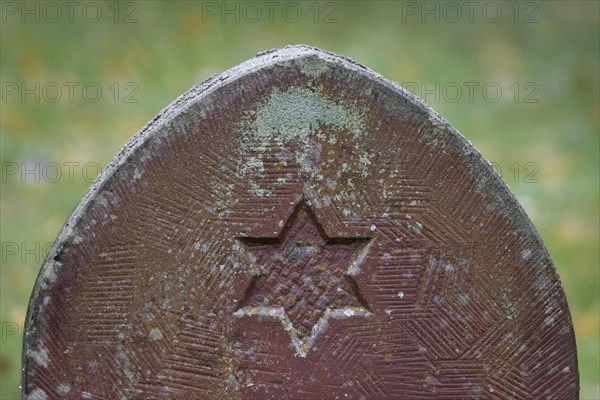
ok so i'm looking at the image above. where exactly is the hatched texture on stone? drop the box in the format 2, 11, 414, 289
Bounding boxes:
234, 200, 372, 356
23, 45, 578, 400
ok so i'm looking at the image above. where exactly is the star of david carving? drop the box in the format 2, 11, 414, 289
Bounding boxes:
233, 201, 374, 357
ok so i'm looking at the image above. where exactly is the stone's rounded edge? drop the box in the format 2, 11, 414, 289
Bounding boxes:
21, 45, 579, 397
19, 45, 354, 395
20, 43, 440, 353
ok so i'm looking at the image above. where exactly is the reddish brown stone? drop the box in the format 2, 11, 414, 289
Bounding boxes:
23, 45, 578, 399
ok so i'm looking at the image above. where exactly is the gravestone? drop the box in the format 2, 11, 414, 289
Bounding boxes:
23, 45, 578, 399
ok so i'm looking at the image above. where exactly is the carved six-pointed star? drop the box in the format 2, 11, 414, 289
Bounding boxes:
233, 200, 374, 357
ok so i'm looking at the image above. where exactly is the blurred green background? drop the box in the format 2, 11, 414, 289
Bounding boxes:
1, 1, 598, 398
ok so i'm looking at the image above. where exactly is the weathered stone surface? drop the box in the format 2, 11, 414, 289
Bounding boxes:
23, 45, 578, 399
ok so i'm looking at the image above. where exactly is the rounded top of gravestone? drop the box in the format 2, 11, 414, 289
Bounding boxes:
23, 45, 578, 399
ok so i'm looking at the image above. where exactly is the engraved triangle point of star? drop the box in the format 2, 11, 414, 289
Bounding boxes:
233, 199, 374, 357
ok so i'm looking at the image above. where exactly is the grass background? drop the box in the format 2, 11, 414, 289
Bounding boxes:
1, 1, 598, 398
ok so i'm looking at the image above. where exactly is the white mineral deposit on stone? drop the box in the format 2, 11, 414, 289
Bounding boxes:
27, 345, 49, 368
56, 384, 71, 395
149, 328, 163, 341
27, 388, 47, 400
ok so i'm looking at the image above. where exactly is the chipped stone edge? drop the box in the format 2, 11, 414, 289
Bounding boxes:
21, 44, 578, 397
